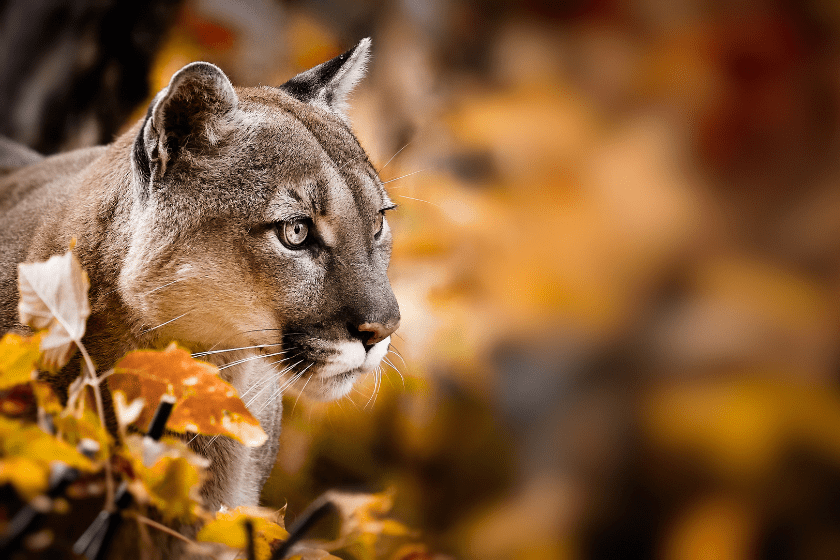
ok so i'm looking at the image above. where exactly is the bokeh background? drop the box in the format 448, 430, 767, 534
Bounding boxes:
5, 0, 840, 558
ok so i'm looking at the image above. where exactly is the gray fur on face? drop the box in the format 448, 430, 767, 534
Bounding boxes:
0, 39, 398, 523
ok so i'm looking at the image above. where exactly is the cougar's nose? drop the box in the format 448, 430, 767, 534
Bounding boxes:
357, 319, 400, 347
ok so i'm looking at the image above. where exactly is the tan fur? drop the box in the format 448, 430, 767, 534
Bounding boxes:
0, 41, 398, 556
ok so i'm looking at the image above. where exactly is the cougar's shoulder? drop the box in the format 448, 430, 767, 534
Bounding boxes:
0, 145, 112, 330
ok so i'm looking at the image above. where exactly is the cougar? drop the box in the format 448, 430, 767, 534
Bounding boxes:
0, 38, 400, 511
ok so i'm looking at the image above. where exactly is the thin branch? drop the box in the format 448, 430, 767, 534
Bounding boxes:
131, 513, 195, 546
77, 341, 114, 509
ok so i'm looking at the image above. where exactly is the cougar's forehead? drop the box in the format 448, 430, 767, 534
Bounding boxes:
237, 87, 389, 227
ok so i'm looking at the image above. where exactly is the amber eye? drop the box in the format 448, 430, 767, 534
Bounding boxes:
374, 211, 384, 239
279, 219, 309, 248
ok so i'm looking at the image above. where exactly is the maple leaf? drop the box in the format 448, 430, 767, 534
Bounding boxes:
197, 506, 289, 560
17, 252, 91, 371
108, 343, 267, 446
0, 333, 41, 390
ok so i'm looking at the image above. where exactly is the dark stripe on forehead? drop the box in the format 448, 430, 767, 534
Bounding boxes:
274, 98, 383, 222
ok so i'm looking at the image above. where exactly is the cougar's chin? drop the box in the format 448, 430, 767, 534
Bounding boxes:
296, 336, 391, 402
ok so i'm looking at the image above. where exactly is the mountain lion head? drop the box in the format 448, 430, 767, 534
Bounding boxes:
119, 38, 400, 402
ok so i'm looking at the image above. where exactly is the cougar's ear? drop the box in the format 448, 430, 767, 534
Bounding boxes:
280, 37, 371, 118
133, 62, 237, 186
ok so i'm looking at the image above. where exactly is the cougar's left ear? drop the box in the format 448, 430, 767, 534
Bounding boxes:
280, 37, 371, 119
133, 62, 238, 187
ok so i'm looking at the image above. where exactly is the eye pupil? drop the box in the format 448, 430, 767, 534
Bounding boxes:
280, 219, 309, 248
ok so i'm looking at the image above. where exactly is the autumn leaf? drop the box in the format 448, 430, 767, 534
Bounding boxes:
17, 251, 91, 371
0, 456, 50, 500
53, 398, 112, 462
0, 333, 41, 389
108, 343, 267, 446
31, 381, 63, 415
197, 506, 289, 560
320, 488, 416, 559
0, 416, 95, 498
121, 434, 208, 521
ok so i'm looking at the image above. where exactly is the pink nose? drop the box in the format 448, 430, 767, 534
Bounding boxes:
357, 320, 400, 346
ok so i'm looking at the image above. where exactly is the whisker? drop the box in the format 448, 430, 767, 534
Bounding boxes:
383, 168, 429, 184
218, 350, 289, 370
255, 362, 308, 415
387, 345, 408, 369
395, 195, 441, 208
192, 342, 286, 358
207, 329, 297, 352
244, 360, 303, 409
290, 363, 315, 415
147, 277, 187, 295
382, 356, 405, 389
379, 139, 413, 172
140, 311, 191, 335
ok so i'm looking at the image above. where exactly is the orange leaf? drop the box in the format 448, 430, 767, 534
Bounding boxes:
108, 343, 267, 446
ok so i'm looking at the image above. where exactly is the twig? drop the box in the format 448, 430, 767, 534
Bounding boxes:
76, 341, 114, 509
130, 514, 194, 546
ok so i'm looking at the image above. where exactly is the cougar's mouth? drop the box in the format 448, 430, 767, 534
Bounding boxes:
282, 333, 391, 401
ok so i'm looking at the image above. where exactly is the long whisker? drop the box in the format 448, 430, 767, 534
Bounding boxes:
207, 329, 299, 352
192, 342, 286, 358
382, 356, 405, 388
290, 363, 315, 415
383, 168, 429, 184
147, 277, 187, 295
255, 362, 309, 415
218, 350, 290, 370
395, 195, 441, 208
379, 139, 413, 172
246, 361, 302, 409
140, 311, 191, 335
387, 345, 407, 368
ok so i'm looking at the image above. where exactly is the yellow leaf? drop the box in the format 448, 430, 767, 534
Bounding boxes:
31, 381, 62, 415
197, 506, 289, 560
54, 401, 112, 462
0, 456, 49, 499
145, 455, 201, 520
17, 252, 90, 371
0, 416, 94, 498
0, 333, 41, 390
109, 343, 267, 446
120, 433, 207, 520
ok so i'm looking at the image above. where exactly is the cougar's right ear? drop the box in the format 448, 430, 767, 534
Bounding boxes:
132, 62, 237, 188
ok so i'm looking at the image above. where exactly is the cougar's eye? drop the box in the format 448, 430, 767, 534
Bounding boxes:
374, 211, 384, 239
278, 219, 309, 248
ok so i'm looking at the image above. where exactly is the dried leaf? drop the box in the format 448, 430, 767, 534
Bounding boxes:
197, 506, 289, 560
324, 487, 415, 555
17, 252, 90, 371
108, 343, 267, 446
0, 333, 41, 389
113, 391, 145, 429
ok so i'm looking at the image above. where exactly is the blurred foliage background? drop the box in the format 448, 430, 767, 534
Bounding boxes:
5, 0, 840, 558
